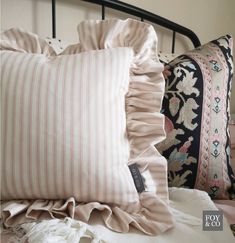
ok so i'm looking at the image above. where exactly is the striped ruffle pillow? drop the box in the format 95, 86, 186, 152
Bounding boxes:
1, 19, 173, 235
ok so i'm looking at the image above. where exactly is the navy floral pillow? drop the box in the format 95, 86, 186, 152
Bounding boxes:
157, 35, 235, 199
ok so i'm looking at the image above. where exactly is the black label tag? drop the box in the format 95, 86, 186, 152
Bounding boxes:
129, 163, 145, 193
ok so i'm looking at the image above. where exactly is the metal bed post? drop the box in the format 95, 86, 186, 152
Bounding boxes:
102, 4, 105, 20
52, 0, 56, 38
172, 31, 176, 53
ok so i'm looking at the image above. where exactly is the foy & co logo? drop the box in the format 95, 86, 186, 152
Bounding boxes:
203, 210, 223, 231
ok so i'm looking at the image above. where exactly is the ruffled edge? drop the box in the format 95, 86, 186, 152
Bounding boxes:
0, 28, 55, 55
1, 19, 173, 236
77, 18, 166, 158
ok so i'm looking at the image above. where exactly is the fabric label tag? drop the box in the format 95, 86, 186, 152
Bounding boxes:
129, 163, 145, 193
203, 210, 223, 231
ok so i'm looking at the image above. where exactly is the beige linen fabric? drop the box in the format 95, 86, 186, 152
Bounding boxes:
1, 19, 173, 235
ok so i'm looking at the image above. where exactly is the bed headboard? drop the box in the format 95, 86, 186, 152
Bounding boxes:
51, 0, 201, 53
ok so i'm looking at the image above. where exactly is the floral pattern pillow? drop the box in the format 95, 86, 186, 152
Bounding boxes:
157, 35, 235, 199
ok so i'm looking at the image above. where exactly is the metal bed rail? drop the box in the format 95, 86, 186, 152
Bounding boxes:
51, 0, 201, 53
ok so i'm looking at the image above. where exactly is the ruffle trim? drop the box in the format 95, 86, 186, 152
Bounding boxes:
77, 19, 166, 159
0, 28, 55, 55
1, 19, 173, 236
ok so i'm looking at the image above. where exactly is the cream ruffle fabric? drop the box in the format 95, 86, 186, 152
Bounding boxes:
0, 27, 55, 55
1, 19, 173, 235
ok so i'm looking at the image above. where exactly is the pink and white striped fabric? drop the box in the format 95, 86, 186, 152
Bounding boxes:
1, 19, 173, 235
1, 39, 134, 203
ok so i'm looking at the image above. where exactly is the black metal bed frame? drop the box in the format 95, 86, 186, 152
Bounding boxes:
51, 0, 201, 53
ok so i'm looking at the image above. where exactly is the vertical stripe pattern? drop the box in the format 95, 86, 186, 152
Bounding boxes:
1, 47, 135, 203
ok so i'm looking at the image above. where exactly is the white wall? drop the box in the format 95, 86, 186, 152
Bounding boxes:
1, 0, 235, 113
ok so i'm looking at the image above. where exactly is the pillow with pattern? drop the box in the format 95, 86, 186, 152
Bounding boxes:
157, 35, 235, 199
